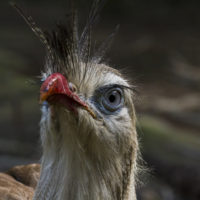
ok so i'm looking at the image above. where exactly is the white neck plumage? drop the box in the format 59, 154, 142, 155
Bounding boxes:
34, 146, 136, 200
33, 108, 137, 200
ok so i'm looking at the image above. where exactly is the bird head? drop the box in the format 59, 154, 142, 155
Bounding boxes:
13, 3, 138, 162
39, 62, 137, 158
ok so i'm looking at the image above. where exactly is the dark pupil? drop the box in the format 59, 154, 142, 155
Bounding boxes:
109, 94, 116, 103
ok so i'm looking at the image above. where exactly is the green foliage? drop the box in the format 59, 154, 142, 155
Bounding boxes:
138, 115, 200, 165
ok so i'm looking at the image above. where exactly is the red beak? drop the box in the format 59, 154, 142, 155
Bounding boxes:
40, 73, 96, 118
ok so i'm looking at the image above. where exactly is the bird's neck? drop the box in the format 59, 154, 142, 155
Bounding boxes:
33, 142, 137, 200
34, 111, 137, 200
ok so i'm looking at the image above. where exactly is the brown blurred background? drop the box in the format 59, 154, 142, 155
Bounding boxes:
0, 0, 200, 200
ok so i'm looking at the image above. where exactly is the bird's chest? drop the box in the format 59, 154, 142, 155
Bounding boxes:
35, 150, 124, 200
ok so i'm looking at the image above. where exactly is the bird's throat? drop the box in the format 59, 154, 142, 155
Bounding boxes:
33, 147, 128, 200
34, 105, 137, 200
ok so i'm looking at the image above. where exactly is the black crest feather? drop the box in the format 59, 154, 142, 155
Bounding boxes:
11, 0, 117, 72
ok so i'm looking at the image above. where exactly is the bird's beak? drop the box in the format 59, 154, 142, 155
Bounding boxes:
40, 73, 96, 118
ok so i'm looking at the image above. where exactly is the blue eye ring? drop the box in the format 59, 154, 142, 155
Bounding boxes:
101, 88, 124, 112
91, 86, 124, 115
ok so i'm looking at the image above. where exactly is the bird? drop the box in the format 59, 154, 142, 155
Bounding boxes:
0, 1, 139, 200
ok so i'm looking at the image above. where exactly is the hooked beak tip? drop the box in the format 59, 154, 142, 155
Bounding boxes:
85, 106, 97, 119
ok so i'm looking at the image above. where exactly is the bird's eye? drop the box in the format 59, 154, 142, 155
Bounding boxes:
69, 82, 77, 93
92, 86, 125, 115
102, 88, 123, 112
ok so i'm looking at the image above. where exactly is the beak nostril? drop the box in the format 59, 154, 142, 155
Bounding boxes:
69, 82, 77, 93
